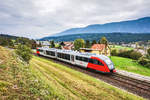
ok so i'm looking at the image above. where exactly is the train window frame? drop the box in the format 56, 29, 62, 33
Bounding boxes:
37, 49, 43, 52
79, 56, 82, 61
82, 57, 89, 62
46, 51, 55, 56
76, 56, 88, 62
76, 56, 79, 60
89, 59, 104, 66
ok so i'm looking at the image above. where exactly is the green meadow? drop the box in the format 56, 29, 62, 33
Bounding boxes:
111, 56, 150, 76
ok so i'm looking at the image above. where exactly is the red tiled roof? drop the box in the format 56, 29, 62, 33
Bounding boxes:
91, 44, 106, 50
62, 42, 74, 50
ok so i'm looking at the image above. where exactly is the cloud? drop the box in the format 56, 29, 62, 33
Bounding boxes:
0, 0, 150, 39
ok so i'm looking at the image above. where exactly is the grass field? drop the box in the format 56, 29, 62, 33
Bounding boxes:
29, 56, 144, 100
111, 45, 133, 50
111, 56, 150, 76
0, 46, 63, 99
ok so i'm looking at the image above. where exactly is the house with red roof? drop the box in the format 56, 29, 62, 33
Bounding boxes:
62, 42, 74, 50
80, 44, 111, 56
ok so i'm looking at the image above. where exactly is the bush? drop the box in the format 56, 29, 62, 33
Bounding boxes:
138, 57, 150, 68
114, 49, 142, 60
111, 49, 118, 56
118, 50, 133, 58
145, 63, 150, 68
15, 44, 32, 63
130, 51, 142, 60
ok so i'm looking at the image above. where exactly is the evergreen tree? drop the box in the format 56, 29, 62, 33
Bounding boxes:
50, 40, 55, 48
92, 40, 97, 45
85, 40, 91, 48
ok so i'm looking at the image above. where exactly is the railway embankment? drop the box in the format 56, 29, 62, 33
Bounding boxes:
30, 56, 145, 100
36, 54, 150, 99
116, 70, 150, 83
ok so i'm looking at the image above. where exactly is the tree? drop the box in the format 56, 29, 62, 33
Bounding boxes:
92, 40, 97, 45
100, 37, 110, 56
31, 39, 37, 49
37, 41, 42, 47
85, 40, 91, 48
15, 44, 32, 63
74, 38, 85, 50
100, 37, 108, 45
8, 39, 14, 48
60, 41, 65, 46
50, 40, 55, 48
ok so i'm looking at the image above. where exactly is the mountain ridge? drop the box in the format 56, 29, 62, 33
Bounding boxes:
52, 17, 150, 36
40, 33, 150, 43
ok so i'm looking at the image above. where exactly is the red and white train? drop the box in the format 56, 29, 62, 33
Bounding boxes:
36, 47, 116, 73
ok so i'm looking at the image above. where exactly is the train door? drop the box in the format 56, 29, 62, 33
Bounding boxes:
71, 55, 75, 64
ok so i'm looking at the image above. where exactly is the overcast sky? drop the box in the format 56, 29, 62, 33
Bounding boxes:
0, 0, 150, 39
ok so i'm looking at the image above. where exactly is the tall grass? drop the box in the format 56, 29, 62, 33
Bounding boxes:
29, 56, 144, 100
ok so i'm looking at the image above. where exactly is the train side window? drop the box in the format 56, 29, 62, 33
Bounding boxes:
67, 54, 70, 60
79, 57, 82, 61
46, 51, 55, 56
93, 59, 99, 65
76, 56, 78, 60
64, 54, 67, 59
60, 53, 62, 58
89, 59, 104, 66
98, 61, 104, 66
76, 56, 81, 61
62, 53, 65, 59
51, 51, 55, 56
83, 57, 88, 62
57, 53, 59, 57
37, 49, 43, 52
89, 59, 93, 63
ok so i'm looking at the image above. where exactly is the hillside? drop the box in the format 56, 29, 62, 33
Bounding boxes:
40, 33, 150, 43
0, 34, 18, 39
53, 17, 150, 36
0, 46, 144, 100
0, 47, 61, 99
30, 56, 144, 100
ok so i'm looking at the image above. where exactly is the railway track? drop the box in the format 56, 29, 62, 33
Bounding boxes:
35, 54, 150, 99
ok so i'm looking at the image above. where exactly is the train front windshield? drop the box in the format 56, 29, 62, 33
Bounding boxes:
105, 59, 114, 70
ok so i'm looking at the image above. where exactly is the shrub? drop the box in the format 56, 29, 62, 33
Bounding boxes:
15, 44, 32, 63
130, 51, 142, 60
115, 49, 142, 60
138, 57, 150, 66
111, 49, 118, 56
118, 49, 133, 58
145, 63, 150, 68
